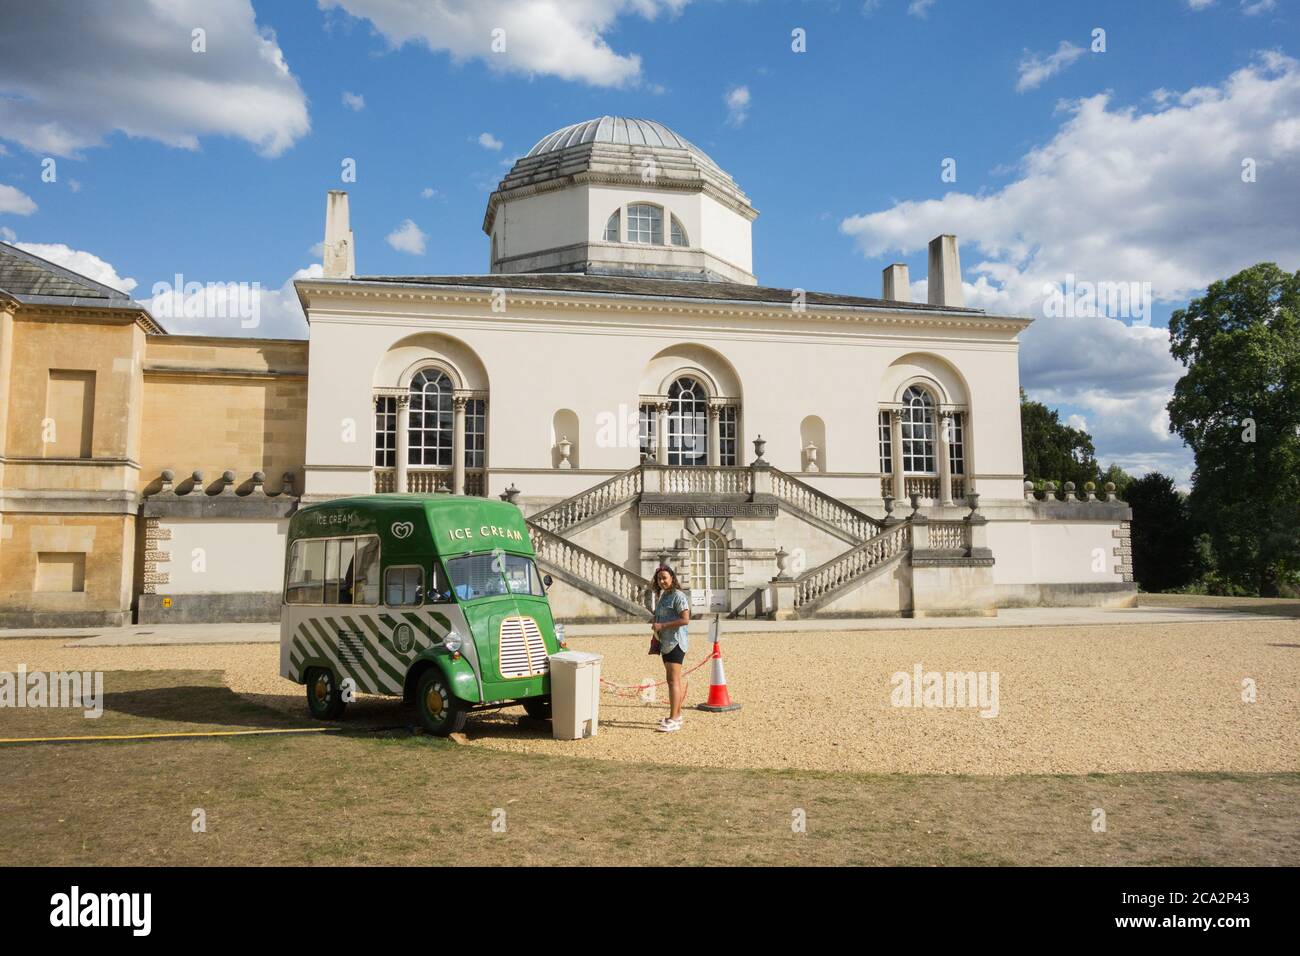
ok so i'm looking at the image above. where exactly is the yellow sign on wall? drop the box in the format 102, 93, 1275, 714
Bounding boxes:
162, 597, 172, 609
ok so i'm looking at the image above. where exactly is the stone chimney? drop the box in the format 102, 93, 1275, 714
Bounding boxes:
926, 234, 963, 308
323, 190, 355, 279
882, 263, 910, 302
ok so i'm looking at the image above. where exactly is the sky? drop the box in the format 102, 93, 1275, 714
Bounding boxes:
1, 0, 1298, 487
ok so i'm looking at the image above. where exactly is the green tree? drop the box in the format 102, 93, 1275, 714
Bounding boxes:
1099, 463, 1135, 499
1019, 388, 1100, 488
1124, 472, 1199, 592
1166, 263, 1300, 596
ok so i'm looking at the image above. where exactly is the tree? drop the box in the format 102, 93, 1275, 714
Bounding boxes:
1124, 473, 1199, 592
1099, 463, 1135, 499
1019, 388, 1100, 488
1167, 263, 1300, 596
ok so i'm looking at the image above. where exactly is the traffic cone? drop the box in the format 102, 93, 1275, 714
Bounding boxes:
697, 637, 741, 712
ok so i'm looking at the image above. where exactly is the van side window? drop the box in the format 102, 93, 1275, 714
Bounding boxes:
428, 561, 454, 603
385, 566, 423, 606
353, 536, 380, 605
286, 539, 326, 604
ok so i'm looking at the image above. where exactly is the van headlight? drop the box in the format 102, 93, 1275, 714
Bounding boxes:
443, 631, 463, 653
554, 623, 567, 648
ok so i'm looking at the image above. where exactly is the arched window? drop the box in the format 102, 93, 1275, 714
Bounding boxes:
603, 210, 620, 242
409, 368, 454, 467
692, 530, 729, 603
627, 203, 663, 244
667, 376, 708, 466
670, 215, 688, 247
900, 385, 936, 474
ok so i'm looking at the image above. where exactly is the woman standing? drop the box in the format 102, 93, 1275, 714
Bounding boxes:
651, 566, 690, 732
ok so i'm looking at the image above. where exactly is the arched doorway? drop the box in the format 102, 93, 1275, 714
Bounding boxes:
691, 529, 729, 613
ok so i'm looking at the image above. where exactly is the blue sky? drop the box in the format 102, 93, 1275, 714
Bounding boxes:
2, 0, 1298, 484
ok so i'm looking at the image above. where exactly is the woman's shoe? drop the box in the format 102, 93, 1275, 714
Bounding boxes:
656, 717, 682, 732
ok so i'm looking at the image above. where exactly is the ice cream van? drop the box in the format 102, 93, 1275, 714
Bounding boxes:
279, 495, 564, 735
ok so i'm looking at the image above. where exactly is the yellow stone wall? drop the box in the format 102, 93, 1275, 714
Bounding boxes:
2, 314, 143, 477
140, 336, 308, 495
0, 513, 135, 625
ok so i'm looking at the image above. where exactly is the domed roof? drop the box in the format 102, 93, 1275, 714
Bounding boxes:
526, 116, 721, 171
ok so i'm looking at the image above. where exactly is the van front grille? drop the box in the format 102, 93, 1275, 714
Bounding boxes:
498, 616, 549, 679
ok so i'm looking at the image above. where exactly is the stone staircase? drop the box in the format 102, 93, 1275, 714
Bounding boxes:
523, 462, 922, 621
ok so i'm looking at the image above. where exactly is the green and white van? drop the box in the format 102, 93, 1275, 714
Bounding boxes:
279, 495, 564, 735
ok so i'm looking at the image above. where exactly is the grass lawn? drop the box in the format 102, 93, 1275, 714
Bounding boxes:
1, 670, 1296, 866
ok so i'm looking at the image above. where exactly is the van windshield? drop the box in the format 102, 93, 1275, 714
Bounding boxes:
446, 553, 545, 601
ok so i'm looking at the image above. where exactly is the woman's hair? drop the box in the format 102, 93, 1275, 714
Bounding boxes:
653, 565, 681, 595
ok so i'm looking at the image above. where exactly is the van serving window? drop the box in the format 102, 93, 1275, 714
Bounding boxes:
285, 535, 380, 606
385, 566, 423, 606
446, 553, 544, 601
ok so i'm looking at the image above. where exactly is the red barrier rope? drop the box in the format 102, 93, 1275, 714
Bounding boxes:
598, 646, 715, 698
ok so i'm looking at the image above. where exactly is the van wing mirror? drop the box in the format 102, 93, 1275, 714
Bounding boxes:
543, 574, 553, 590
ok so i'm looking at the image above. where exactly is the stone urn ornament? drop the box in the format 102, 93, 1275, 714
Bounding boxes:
804, 441, 820, 473
557, 434, 573, 469
752, 434, 768, 465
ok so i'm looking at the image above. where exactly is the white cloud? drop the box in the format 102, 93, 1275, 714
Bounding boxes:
0, 0, 310, 158
1016, 41, 1085, 93
143, 263, 319, 338
14, 242, 137, 293
421, 187, 444, 200
385, 219, 427, 255
1241, 0, 1276, 14
0, 184, 37, 216
478, 132, 504, 151
908, 0, 935, 17
342, 91, 366, 111
725, 85, 751, 127
1186, 0, 1215, 9
842, 52, 1300, 478
319, 0, 692, 88
0, 227, 15, 242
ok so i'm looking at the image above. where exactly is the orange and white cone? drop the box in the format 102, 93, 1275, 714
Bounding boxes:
697, 638, 741, 712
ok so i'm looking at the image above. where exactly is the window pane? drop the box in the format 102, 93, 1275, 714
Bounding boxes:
639, 404, 657, 461
409, 369, 453, 468
670, 216, 687, 247
447, 553, 544, 601
289, 540, 325, 605
374, 396, 396, 467
627, 203, 663, 244
354, 536, 380, 605
324, 539, 340, 605
603, 210, 620, 241
385, 566, 422, 606
719, 406, 738, 466
668, 377, 707, 466
337, 538, 356, 606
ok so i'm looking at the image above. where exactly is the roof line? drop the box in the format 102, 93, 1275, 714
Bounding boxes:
298, 276, 1028, 324
0, 240, 133, 301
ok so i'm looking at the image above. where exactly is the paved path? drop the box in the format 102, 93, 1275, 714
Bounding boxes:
0, 603, 1277, 647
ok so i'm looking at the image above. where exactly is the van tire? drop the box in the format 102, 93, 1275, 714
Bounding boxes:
521, 695, 552, 721
416, 669, 467, 736
305, 667, 346, 720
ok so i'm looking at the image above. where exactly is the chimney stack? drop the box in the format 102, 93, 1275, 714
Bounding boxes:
882, 263, 910, 302
323, 190, 355, 279
927, 234, 963, 308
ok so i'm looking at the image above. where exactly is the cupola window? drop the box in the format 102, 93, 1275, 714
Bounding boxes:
627, 203, 663, 244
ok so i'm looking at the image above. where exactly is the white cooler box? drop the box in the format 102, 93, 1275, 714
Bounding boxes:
548, 651, 602, 740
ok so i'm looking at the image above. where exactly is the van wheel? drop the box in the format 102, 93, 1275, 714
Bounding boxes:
417, 670, 467, 736
306, 667, 346, 720
522, 695, 552, 721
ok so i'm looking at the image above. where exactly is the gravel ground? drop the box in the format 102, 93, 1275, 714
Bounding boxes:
2, 616, 1297, 775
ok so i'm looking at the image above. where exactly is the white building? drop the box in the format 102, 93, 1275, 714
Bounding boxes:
282, 116, 1134, 621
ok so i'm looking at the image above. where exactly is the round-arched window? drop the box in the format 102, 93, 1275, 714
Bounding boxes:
409, 368, 453, 467
668, 377, 708, 466
692, 530, 728, 594
900, 385, 936, 474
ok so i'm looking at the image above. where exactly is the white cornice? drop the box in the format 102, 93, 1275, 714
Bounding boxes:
294, 278, 1034, 335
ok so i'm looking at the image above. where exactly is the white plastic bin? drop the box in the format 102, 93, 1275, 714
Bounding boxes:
548, 650, 602, 740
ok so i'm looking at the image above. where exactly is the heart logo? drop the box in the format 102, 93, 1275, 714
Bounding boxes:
391, 521, 414, 539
